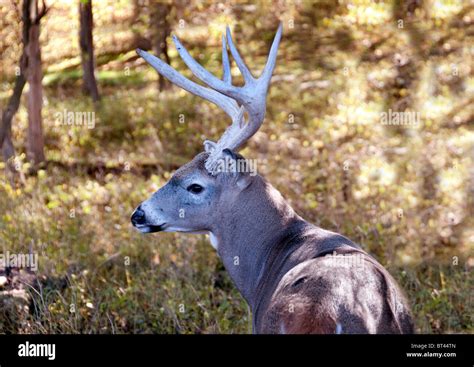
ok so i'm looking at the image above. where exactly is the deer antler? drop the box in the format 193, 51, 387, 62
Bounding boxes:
136, 23, 282, 174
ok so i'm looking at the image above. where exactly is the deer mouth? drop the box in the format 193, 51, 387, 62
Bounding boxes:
134, 224, 165, 233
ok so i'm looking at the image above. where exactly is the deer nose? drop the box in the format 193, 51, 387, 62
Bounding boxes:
131, 206, 146, 226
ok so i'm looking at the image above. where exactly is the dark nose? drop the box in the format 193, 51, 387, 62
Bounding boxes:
131, 206, 146, 226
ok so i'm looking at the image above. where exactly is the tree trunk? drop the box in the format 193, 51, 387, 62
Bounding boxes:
0, 0, 31, 165
1, 129, 21, 185
0, 72, 26, 165
149, 2, 171, 91
0, 0, 49, 168
79, 0, 100, 102
2, 128, 15, 161
0, 0, 48, 169
26, 1, 45, 165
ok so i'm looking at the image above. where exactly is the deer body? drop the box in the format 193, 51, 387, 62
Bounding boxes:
132, 25, 414, 334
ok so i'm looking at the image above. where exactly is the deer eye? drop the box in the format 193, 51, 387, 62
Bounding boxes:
187, 184, 204, 194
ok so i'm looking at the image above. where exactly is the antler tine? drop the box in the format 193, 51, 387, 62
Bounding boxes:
204, 23, 282, 173
215, 23, 283, 150
222, 35, 232, 84
258, 22, 283, 85
225, 26, 254, 84
136, 48, 239, 119
202, 36, 237, 154
171, 35, 239, 99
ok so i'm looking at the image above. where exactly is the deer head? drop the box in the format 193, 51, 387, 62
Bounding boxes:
131, 24, 282, 237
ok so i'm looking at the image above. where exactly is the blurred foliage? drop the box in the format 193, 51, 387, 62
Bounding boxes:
0, 0, 473, 333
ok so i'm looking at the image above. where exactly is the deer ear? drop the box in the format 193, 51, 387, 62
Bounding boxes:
221, 149, 253, 190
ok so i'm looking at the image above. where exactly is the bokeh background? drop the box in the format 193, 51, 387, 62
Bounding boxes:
0, 0, 472, 333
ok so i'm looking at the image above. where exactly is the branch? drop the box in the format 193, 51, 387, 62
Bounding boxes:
36, 0, 51, 23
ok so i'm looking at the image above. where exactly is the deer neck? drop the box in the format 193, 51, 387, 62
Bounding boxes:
211, 176, 305, 310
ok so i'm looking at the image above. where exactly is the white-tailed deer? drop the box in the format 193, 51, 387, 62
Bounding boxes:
132, 24, 414, 334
